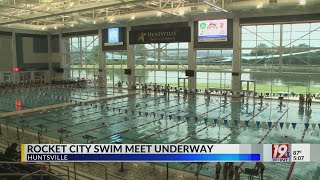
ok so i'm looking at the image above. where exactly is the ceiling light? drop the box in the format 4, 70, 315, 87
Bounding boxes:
109, 17, 114, 22
157, 12, 162, 17
299, 0, 306, 5
93, 21, 97, 24
131, 16, 135, 20
71, 24, 74, 27
46, 7, 50, 11
204, 9, 208, 13
256, 2, 263, 9
69, 2, 74, 7
178, 10, 184, 16
54, 26, 57, 30
41, 26, 46, 31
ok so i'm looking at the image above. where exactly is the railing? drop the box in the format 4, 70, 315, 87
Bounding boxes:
20, 169, 65, 180
95, 162, 126, 180
0, 161, 70, 180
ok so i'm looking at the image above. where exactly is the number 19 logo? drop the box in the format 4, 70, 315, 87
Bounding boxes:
272, 144, 290, 162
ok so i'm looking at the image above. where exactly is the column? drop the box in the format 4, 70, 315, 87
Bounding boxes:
188, 21, 196, 90
12, 31, 19, 82
127, 27, 135, 89
59, 34, 68, 80
279, 24, 283, 73
98, 29, 106, 88
231, 17, 241, 93
47, 35, 53, 82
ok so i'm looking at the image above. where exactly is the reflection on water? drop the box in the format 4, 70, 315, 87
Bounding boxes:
71, 69, 320, 91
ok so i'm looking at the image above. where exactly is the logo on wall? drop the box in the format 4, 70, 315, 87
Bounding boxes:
138, 32, 147, 43
129, 27, 191, 44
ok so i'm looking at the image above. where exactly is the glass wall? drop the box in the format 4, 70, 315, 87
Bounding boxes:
196, 50, 233, 90
134, 43, 188, 87
65, 35, 99, 80
105, 51, 128, 87
241, 22, 320, 94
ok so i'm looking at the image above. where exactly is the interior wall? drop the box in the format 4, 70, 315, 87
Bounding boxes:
0, 35, 13, 71
16, 34, 49, 71
22, 37, 48, 64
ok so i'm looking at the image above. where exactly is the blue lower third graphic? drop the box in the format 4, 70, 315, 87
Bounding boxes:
26, 154, 260, 162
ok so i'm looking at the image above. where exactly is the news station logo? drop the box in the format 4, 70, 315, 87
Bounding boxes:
272, 144, 290, 162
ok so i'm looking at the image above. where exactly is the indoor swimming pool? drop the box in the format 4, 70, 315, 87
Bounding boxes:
1, 89, 320, 179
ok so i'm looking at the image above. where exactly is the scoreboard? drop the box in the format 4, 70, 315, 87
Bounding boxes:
21, 144, 313, 162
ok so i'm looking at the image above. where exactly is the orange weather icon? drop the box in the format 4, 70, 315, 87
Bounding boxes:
207, 22, 217, 29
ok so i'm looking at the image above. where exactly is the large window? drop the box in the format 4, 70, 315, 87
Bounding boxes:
106, 51, 127, 87
64, 35, 99, 80
134, 43, 188, 87
196, 50, 232, 90
241, 22, 320, 94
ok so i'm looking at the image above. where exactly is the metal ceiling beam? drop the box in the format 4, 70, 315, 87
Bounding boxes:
0, 4, 54, 14
0, 0, 151, 25
135, 1, 179, 16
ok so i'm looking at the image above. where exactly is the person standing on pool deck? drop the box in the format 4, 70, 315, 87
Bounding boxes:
215, 162, 221, 180
222, 162, 229, 180
228, 162, 234, 180
255, 162, 265, 180
234, 166, 242, 180
307, 95, 312, 107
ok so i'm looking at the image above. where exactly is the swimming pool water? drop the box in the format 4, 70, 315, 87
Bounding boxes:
2, 89, 320, 179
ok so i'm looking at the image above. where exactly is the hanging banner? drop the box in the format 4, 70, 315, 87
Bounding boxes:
234, 120, 239, 126
292, 123, 297, 129
262, 122, 267, 128
194, 117, 198, 124
224, 120, 228, 126
305, 123, 309, 130
240, 121, 245, 127
280, 122, 284, 129
286, 123, 290, 129
185, 116, 190, 122
129, 27, 191, 44
177, 116, 181, 121
245, 121, 249, 127
214, 119, 218, 125
312, 123, 316, 130
204, 117, 208, 125
256, 121, 261, 128
267, 122, 272, 129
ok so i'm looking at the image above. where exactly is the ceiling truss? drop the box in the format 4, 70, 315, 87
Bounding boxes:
0, 0, 318, 31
